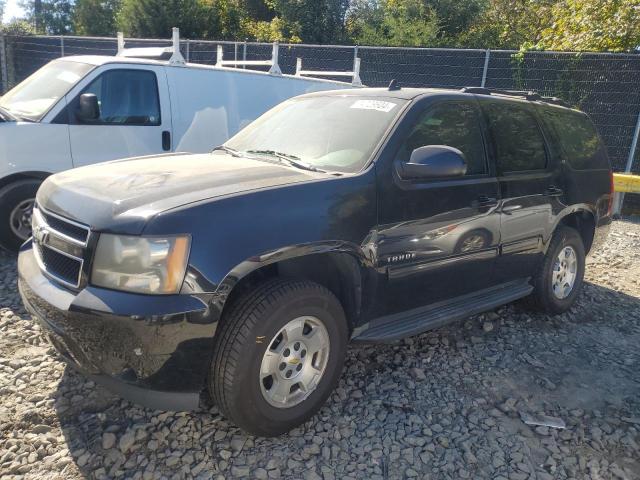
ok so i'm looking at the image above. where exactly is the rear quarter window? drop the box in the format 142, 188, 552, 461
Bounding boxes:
541, 108, 608, 170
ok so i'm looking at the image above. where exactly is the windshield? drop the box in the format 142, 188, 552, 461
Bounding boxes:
0, 60, 94, 121
225, 96, 407, 173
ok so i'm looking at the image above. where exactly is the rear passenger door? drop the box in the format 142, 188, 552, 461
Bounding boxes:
479, 98, 562, 282
66, 65, 172, 167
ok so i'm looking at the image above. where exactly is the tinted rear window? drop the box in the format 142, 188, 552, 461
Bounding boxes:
541, 108, 608, 170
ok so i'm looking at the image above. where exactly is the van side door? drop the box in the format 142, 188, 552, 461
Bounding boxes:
374, 96, 501, 317
479, 98, 564, 283
64, 64, 172, 167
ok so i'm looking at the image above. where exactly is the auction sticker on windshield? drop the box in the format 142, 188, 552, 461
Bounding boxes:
350, 100, 397, 113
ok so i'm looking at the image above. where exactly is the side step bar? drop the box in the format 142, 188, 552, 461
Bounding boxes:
351, 280, 533, 343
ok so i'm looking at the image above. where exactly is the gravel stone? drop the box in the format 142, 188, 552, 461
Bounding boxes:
1, 219, 640, 479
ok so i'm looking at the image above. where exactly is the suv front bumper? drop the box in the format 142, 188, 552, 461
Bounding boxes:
17, 242, 216, 411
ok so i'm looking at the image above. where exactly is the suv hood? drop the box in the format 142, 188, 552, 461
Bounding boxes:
38, 152, 325, 234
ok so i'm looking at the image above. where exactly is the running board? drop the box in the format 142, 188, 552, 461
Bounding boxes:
352, 280, 533, 343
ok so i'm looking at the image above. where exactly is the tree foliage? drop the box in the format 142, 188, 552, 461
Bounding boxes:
5, 0, 640, 53
73, 0, 120, 36
20, 0, 74, 34
347, 0, 439, 47
537, 0, 640, 52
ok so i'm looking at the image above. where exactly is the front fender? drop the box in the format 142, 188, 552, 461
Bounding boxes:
146, 170, 378, 304
0, 122, 72, 181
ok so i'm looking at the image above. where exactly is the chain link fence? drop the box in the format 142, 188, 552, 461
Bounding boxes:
1, 34, 639, 175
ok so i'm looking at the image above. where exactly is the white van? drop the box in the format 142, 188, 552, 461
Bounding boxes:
0, 32, 358, 250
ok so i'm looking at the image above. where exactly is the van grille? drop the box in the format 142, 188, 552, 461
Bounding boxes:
32, 205, 90, 289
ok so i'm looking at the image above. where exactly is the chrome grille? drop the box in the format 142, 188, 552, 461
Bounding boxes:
32, 204, 90, 289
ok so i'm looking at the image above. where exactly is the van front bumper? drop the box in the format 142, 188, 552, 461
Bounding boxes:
17, 242, 217, 411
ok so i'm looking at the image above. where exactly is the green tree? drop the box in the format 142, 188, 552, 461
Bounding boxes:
0, 0, 5, 21
1, 19, 36, 34
20, 0, 75, 34
117, 0, 207, 38
117, 0, 244, 39
274, 0, 350, 43
537, 0, 640, 52
458, 0, 556, 49
347, 0, 440, 47
73, 0, 120, 36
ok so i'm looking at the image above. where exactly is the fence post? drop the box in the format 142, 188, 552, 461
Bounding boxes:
0, 35, 8, 94
60, 35, 65, 57
242, 40, 247, 69
185, 39, 190, 62
614, 110, 640, 214
481, 49, 490, 87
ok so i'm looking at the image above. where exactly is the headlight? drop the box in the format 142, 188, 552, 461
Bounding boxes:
91, 234, 190, 294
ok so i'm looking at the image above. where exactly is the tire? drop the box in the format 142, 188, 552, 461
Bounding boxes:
0, 179, 41, 252
526, 225, 585, 315
209, 278, 348, 436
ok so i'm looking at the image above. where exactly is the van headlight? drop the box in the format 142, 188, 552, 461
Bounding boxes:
91, 234, 190, 294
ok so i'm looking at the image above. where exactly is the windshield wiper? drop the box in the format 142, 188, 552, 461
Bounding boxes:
245, 149, 325, 173
213, 145, 243, 157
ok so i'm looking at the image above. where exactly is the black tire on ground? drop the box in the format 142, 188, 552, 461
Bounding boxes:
209, 278, 348, 437
0, 179, 41, 252
526, 225, 586, 315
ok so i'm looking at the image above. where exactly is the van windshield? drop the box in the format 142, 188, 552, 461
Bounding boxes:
0, 60, 94, 121
225, 95, 408, 174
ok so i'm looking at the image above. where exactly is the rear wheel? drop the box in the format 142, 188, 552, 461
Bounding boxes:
0, 179, 41, 252
209, 278, 348, 436
527, 225, 585, 314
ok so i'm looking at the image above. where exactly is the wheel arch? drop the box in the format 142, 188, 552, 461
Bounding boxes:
213, 243, 372, 335
551, 206, 596, 254
0, 171, 51, 191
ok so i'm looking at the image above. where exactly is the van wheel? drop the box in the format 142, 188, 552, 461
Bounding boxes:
527, 226, 585, 315
0, 179, 41, 252
209, 278, 348, 436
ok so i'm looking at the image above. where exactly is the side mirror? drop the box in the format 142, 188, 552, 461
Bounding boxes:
77, 93, 100, 121
396, 145, 467, 180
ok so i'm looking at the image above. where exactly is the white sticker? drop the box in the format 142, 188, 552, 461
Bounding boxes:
350, 100, 397, 113
56, 71, 82, 84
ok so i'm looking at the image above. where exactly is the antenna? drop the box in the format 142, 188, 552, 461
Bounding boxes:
388, 79, 400, 91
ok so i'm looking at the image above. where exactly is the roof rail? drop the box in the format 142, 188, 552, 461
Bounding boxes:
295, 56, 363, 86
461, 86, 569, 107
116, 27, 186, 66
216, 42, 282, 75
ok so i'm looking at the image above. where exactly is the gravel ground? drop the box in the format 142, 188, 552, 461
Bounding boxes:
1, 220, 639, 480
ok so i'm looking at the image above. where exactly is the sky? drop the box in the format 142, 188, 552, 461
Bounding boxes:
3, 0, 26, 23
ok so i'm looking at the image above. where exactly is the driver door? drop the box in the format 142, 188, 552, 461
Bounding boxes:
374, 98, 501, 316
66, 65, 172, 167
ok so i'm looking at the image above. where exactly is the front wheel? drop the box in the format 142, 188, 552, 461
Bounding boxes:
0, 179, 42, 252
209, 279, 348, 436
527, 225, 585, 314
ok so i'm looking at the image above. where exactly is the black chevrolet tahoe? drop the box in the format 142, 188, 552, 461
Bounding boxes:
18, 87, 613, 436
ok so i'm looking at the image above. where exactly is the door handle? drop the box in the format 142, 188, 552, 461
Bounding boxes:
502, 204, 523, 214
474, 195, 498, 208
162, 130, 171, 151
545, 185, 563, 196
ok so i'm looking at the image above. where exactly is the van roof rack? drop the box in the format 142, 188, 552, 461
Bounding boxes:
294, 56, 362, 86
117, 27, 185, 66
460, 86, 570, 107
216, 42, 283, 75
